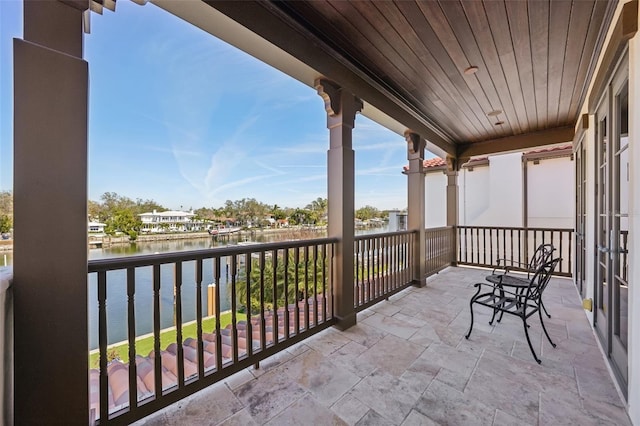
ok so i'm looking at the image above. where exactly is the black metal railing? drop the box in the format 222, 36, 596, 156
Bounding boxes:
354, 231, 414, 311
457, 226, 574, 276
88, 238, 336, 424
425, 226, 456, 276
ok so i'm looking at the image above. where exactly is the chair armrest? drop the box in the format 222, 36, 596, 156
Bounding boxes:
472, 281, 520, 297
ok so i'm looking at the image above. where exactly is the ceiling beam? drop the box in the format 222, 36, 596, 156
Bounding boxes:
191, 0, 456, 156
456, 126, 575, 158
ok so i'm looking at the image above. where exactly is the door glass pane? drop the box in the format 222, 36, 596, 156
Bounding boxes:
597, 117, 608, 313
615, 85, 629, 349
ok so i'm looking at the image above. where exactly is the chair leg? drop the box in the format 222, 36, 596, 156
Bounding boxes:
522, 316, 541, 364
489, 306, 498, 325
465, 301, 475, 339
541, 298, 551, 318
539, 307, 556, 348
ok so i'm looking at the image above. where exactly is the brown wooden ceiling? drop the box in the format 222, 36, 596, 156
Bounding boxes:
201, 0, 617, 157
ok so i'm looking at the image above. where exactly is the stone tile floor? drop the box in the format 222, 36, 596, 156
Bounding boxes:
134, 266, 631, 425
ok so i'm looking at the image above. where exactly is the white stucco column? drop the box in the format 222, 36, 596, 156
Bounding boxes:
316, 78, 362, 330
406, 131, 426, 287
13, 0, 88, 422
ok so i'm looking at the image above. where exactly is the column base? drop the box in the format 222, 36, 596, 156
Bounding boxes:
412, 278, 427, 288
333, 312, 357, 331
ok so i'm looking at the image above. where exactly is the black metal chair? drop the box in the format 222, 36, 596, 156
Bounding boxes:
466, 257, 561, 364
486, 243, 555, 320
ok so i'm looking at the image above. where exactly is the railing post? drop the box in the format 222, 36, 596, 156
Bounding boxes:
14, 0, 88, 422
406, 131, 426, 287
445, 162, 459, 266
316, 78, 362, 330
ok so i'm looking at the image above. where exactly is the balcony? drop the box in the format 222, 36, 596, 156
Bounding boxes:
130, 265, 630, 425
73, 226, 628, 425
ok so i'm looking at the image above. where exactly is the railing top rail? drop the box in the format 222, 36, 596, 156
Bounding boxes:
354, 230, 416, 241
424, 226, 454, 232
88, 237, 338, 272
457, 225, 574, 232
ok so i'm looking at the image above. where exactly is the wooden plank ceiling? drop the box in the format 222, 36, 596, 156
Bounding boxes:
267, 0, 617, 156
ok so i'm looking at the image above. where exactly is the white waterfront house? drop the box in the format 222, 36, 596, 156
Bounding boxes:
423, 144, 574, 229
87, 221, 106, 234
138, 209, 199, 233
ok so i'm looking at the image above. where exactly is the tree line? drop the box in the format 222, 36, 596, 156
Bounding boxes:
0, 190, 391, 238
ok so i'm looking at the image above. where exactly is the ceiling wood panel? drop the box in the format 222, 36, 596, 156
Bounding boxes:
505, 1, 538, 129
415, 1, 499, 139
460, 0, 522, 134
483, 0, 530, 133
558, 1, 595, 125
389, 1, 488, 139
205, 0, 617, 155
547, 0, 573, 127
370, 1, 482, 139
315, 1, 473, 140
528, 1, 549, 129
438, 1, 508, 136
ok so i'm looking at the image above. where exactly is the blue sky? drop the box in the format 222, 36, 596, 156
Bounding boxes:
1, 1, 427, 211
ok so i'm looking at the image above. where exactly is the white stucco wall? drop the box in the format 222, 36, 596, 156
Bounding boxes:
527, 156, 575, 229
425, 171, 446, 228
459, 165, 490, 225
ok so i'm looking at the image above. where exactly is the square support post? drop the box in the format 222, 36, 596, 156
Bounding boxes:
406, 131, 426, 287
13, 0, 89, 423
316, 79, 362, 330
446, 166, 459, 266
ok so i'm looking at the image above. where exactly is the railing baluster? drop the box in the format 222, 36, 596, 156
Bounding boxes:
313, 244, 318, 326
214, 257, 223, 369
244, 253, 253, 358
294, 247, 300, 334
283, 249, 290, 340
272, 249, 279, 344
153, 264, 162, 397
321, 243, 327, 323
567, 230, 573, 276
304, 246, 310, 331
259, 252, 267, 350
195, 259, 204, 378
175, 261, 184, 386
509, 228, 514, 267
98, 271, 108, 422
230, 254, 239, 363
127, 268, 137, 409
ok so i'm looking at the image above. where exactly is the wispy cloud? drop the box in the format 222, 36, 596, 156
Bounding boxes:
357, 165, 404, 176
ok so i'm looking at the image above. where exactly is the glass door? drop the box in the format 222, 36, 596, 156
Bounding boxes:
594, 53, 629, 396
594, 95, 609, 347
575, 136, 587, 297
610, 71, 628, 386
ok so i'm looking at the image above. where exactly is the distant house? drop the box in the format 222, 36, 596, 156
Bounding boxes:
87, 221, 106, 234
138, 209, 201, 233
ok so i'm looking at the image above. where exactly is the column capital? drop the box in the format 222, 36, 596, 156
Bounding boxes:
446, 155, 470, 172
315, 78, 363, 128
404, 130, 425, 158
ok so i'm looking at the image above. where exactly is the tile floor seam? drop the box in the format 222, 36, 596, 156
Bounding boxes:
260, 390, 312, 426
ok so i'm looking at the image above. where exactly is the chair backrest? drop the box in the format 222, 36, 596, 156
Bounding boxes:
528, 244, 555, 272
525, 257, 561, 302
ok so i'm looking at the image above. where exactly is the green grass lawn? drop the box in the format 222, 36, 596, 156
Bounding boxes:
89, 312, 246, 368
